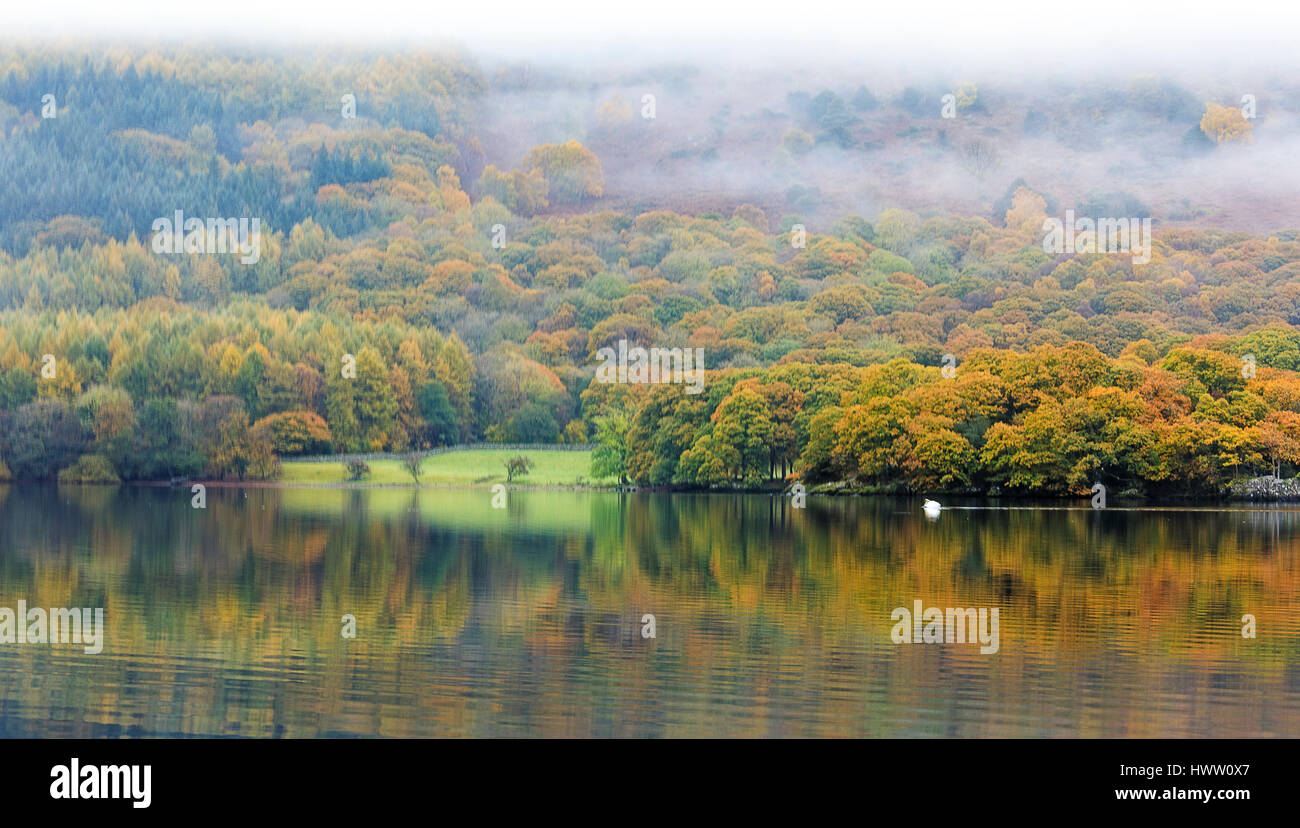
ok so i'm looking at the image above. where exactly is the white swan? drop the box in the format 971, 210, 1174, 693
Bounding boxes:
922, 499, 942, 518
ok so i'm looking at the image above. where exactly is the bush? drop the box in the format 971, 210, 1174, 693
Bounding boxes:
57, 454, 120, 484
345, 459, 371, 481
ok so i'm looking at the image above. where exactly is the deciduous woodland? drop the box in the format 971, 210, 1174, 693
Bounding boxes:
1, 48, 1298, 495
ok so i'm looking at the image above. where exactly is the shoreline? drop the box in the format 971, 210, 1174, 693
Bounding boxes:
10, 476, 1300, 505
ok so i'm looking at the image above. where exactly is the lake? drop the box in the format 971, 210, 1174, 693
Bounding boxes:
0, 484, 1297, 737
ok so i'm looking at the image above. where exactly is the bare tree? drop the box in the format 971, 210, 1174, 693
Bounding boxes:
960, 138, 1000, 178
402, 453, 423, 483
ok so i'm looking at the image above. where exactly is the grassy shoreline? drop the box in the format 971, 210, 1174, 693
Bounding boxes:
277, 448, 614, 488
30, 446, 1300, 503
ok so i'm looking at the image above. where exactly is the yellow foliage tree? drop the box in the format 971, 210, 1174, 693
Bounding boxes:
1200, 103, 1253, 144
1004, 187, 1048, 240
525, 141, 604, 204
596, 95, 633, 130
38, 358, 80, 400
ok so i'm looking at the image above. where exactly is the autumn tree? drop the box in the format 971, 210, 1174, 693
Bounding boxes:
1200, 103, 1253, 145
478, 165, 549, 215
525, 141, 604, 204
251, 411, 333, 455
207, 410, 279, 480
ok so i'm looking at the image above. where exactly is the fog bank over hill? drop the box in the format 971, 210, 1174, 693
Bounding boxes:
472, 53, 1300, 234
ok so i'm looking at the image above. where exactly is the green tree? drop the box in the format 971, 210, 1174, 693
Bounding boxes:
504, 455, 534, 482
590, 410, 631, 484
679, 388, 773, 486
506, 401, 560, 443
130, 398, 202, 480
416, 381, 460, 446
0, 367, 37, 410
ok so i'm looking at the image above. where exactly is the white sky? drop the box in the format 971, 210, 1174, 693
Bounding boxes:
5, 0, 1300, 62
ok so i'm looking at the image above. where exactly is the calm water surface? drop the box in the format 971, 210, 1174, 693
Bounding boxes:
1, 484, 1297, 737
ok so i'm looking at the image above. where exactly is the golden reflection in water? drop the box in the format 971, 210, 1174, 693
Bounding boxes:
0, 485, 1296, 737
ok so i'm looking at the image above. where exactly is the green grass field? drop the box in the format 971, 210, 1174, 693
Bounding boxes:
279, 449, 613, 487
